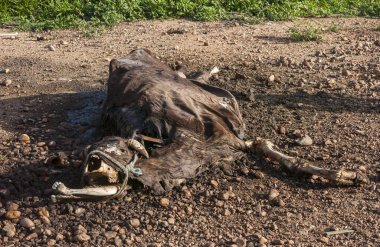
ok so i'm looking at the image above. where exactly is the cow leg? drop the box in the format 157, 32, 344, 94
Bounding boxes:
245, 138, 369, 185
52, 181, 121, 196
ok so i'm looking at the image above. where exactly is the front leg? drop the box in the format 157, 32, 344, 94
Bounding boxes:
52, 181, 121, 196
246, 138, 369, 185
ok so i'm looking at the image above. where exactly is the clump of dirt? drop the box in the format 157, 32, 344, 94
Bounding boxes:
0, 18, 379, 246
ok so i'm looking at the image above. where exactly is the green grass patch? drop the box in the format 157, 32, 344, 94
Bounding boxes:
289, 27, 322, 42
327, 23, 341, 33
374, 25, 380, 31
0, 0, 379, 31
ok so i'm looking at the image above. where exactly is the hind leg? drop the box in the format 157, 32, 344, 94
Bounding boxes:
245, 138, 369, 185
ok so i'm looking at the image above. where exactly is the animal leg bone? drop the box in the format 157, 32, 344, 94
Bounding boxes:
52, 181, 120, 196
247, 139, 369, 185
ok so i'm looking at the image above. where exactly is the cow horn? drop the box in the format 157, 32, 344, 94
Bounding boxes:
126, 139, 149, 158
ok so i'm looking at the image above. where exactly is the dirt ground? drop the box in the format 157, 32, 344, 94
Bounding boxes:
0, 17, 379, 246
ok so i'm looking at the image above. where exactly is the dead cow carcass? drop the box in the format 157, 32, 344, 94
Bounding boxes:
51, 49, 369, 201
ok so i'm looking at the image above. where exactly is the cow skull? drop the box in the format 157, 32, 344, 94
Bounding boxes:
51, 136, 148, 201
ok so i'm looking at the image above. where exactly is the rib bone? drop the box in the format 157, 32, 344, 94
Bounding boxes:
52, 181, 119, 196
250, 138, 369, 184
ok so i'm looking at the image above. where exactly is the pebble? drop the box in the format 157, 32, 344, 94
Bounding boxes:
3, 222, 16, 237
38, 207, 50, 218
268, 75, 275, 82
296, 135, 313, 146
240, 167, 249, 176
7, 202, 19, 211
219, 192, 230, 201
47, 239, 56, 246
25, 232, 38, 240
235, 238, 246, 246
47, 44, 56, 51
75, 233, 91, 242
210, 179, 219, 187
278, 126, 286, 134
20, 217, 35, 229
258, 236, 268, 244
37, 142, 46, 147
130, 218, 140, 228
252, 171, 265, 179
268, 189, 280, 201
19, 134, 30, 143
5, 210, 21, 219
272, 239, 284, 245
168, 217, 175, 225
160, 198, 170, 207
182, 189, 192, 199
319, 236, 329, 243
1, 68, 10, 73
222, 209, 231, 216
1, 79, 12, 86
74, 207, 86, 215
105, 231, 117, 239
374, 40, 380, 46
273, 198, 286, 207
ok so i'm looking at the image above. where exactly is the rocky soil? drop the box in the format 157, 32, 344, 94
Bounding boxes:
0, 18, 379, 246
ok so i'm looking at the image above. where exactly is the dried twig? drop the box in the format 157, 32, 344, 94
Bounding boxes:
0, 32, 18, 38
325, 229, 354, 236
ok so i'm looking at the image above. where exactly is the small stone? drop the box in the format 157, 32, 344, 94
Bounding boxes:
130, 218, 140, 228
258, 236, 268, 244
273, 198, 286, 207
56, 233, 64, 241
268, 189, 280, 201
25, 232, 38, 240
219, 192, 230, 201
105, 231, 117, 239
48, 141, 57, 147
293, 130, 302, 138
75, 233, 91, 242
6, 202, 18, 211
241, 167, 249, 176
272, 239, 284, 245
268, 75, 275, 82
342, 69, 351, 76
374, 40, 380, 46
358, 165, 366, 172
5, 210, 21, 220
186, 206, 193, 215
20, 217, 35, 229
235, 238, 246, 246
37, 142, 46, 147
160, 198, 170, 207
47, 239, 56, 246
19, 134, 30, 143
167, 217, 175, 225
182, 189, 192, 199
210, 179, 219, 187
1, 79, 12, 86
38, 207, 49, 218
296, 135, 313, 146
74, 207, 86, 215
319, 237, 329, 243
3, 222, 16, 237
278, 126, 286, 134
222, 209, 231, 216
252, 171, 265, 179
204, 41, 209, 46
47, 44, 55, 51
1, 68, 10, 73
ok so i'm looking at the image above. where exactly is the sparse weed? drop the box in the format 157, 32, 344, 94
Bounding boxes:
289, 27, 322, 42
327, 23, 341, 33
374, 25, 380, 31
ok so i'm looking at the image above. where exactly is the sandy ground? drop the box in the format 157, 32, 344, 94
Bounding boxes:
0, 17, 379, 246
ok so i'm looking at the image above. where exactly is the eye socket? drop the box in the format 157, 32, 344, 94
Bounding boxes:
88, 156, 102, 172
